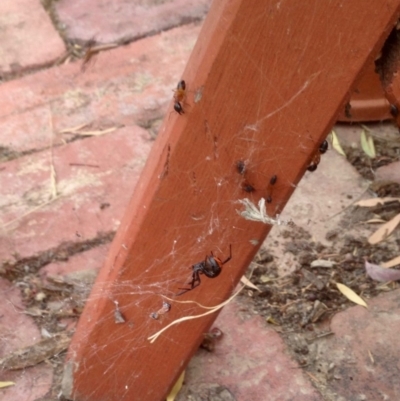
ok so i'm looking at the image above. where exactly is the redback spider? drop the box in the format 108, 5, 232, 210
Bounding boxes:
177, 245, 232, 295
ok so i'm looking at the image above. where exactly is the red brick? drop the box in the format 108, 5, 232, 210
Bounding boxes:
0, 0, 65, 75
0, 125, 152, 261
314, 289, 400, 399
376, 160, 400, 183
0, 23, 200, 154
55, 0, 210, 43
41, 244, 109, 278
179, 299, 322, 401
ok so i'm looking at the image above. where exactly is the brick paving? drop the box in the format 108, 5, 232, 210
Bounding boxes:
1, 1, 400, 401
0, 0, 65, 76
55, 0, 211, 43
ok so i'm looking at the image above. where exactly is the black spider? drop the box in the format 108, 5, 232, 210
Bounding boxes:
177, 245, 232, 295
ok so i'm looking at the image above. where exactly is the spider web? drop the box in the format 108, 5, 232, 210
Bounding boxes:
61, 24, 326, 400
0, 3, 337, 400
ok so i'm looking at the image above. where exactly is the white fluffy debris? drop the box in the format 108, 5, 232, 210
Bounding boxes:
236, 198, 293, 226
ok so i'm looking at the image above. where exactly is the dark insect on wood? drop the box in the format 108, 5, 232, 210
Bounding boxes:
177, 245, 232, 295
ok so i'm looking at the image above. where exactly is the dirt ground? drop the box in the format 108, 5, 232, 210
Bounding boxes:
236, 125, 400, 399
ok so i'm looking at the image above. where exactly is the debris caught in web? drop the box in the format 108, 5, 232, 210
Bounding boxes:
150, 301, 171, 320
236, 198, 293, 226
113, 301, 126, 324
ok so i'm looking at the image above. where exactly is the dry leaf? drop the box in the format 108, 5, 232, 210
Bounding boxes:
381, 255, 400, 269
266, 316, 280, 325
240, 275, 261, 291
365, 218, 386, 224
355, 197, 400, 207
336, 282, 367, 308
330, 130, 346, 156
368, 350, 374, 364
0, 382, 15, 389
360, 129, 376, 158
166, 371, 185, 401
368, 213, 400, 244
365, 260, 400, 282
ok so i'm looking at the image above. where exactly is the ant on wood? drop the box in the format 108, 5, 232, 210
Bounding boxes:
173, 80, 186, 115
307, 140, 328, 172
235, 160, 246, 175
266, 174, 277, 203
241, 181, 255, 193
235, 160, 256, 193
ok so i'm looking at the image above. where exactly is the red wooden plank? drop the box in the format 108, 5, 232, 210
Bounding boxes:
377, 25, 400, 125
63, 1, 400, 400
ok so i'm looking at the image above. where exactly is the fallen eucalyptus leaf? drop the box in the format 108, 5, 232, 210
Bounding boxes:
166, 371, 185, 401
365, 218, 386, 224
336, 283, 367, 308
360, 129, 376, 158
365, 260, 400, 282
0, 382, 15, 389
330, 130, 346, 156
381, 255, 400, 269
355, 197, 400, 207
368, 213, 400, 245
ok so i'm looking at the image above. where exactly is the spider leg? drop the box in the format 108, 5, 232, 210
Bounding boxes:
187, 270, 201, 289
176, 270, 201, 296
221, 244, 232, 265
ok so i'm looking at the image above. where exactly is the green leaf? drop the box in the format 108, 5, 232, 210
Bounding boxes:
360, 129, 376, 158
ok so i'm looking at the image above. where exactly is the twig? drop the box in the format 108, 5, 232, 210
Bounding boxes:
49, 113, 58, 198
148, 285, 244, 343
